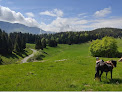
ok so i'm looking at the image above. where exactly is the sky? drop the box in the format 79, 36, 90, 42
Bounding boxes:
0, 0, 122, 32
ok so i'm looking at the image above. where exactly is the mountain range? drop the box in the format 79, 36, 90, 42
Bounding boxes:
0, 21, 48, 34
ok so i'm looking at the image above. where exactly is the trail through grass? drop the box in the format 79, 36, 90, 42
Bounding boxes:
21, 49, 37, 63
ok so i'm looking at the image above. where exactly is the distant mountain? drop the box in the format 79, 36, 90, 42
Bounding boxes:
0, 21, 47, 34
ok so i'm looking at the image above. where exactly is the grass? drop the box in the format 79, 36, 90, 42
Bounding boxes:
0, 48, 33, 64
0, 39, 122, 91
26, 43, 35, 49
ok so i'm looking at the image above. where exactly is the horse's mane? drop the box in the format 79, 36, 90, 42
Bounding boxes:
111, 60, 117, 67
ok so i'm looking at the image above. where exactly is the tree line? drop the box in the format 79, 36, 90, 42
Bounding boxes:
1, 27, 122, 55
0, 29, 26, 55
18, 27, 122, 45
0, 29, 58, 55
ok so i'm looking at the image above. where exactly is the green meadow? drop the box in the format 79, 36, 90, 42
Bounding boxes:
0, 39, 122, 91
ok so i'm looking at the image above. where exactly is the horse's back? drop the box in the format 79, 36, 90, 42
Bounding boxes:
99, 61, 113, 72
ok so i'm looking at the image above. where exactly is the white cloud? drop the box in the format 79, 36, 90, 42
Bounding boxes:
53, 9, 63, 17
39, 11, 56, 17
25, 12, 34, 18
39, 9, 63, 17
89, 18, 122, 29
0, 6, 40, 28
94, 7, 111, 17
40, 17, 88, 32
1, 6, 122, 33
40, 16, 122, 32
78, 13, 87, 17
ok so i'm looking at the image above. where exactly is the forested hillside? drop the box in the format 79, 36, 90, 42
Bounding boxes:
1, 27, 122, 55
12, 27, 122, 45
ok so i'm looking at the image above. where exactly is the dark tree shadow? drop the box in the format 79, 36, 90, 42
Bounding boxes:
116, 52, 122, 58
103, 78, 122, 84
3, 50, 29, 59
3, 53, 18, 59
94, 52, 122, 58
43, 51, 48, 55
110, 78, 122, 84
17, 50, 28, 58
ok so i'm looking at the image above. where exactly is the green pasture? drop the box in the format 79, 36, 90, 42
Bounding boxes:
0, 39, 122, 91
26, 43, 35, 49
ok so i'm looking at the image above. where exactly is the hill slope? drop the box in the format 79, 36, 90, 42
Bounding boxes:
0, 39, 122, 91
0, 21, 46, 34
92, 28, 122, 37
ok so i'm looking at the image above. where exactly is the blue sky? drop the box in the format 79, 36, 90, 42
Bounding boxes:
0, 0, 122, 32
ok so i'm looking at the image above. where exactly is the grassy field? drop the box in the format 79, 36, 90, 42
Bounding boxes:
26, 43, 35, 49
0, 48, 33, 64
0, 39, 122, 91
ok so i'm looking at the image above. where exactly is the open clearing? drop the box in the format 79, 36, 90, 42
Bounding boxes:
0, 39, 122, 91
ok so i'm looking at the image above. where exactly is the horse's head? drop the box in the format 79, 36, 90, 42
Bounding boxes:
111, 60, 117, 67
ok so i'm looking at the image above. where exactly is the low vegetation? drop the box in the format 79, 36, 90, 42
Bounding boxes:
1, 27, 122, 91
90, 36, 118, 57
0, 38, 122, 91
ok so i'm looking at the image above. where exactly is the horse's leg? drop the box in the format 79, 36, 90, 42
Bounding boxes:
99, 71, 103, 81
106, 72, 108, 79
111, 70, 113, 79
95, 67, 99, 79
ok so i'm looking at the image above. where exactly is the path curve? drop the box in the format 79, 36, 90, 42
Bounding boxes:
21, 49, 37, 63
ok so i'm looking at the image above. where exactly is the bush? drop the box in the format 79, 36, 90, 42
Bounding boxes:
89, 36, 118, 57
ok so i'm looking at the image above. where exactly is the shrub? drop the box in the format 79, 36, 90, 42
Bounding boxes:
89, 36, 118, 57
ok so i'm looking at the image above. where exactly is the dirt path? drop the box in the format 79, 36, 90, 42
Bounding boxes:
21, 49, 37, 63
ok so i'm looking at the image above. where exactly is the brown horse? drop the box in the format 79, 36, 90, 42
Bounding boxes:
95, 60, 117, 81
118, 57, 122, 62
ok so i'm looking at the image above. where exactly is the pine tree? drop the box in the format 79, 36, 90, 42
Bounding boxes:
48, 39, 57, 47
1, 31, 8, 54
39, 40, 43, 50
21, 37, 26, 49
14, 35, 21, 53
35, 39, 43, 50
35, 40, 40, 49
0, 35, 2, 54
14, 40, 20, 53
8, 36, 13, 54
41, 38, 46, 48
